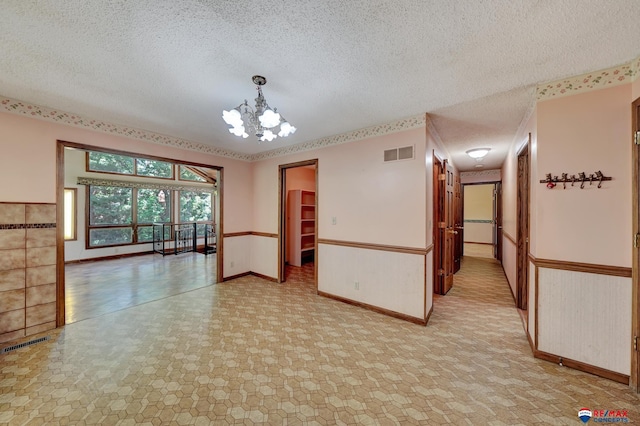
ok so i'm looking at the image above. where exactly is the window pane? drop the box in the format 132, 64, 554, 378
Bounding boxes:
137, 189, 171, 223
136, 159, 173, 178
180, 191, 212, 222
89, 228, 132, 246
64, 188, 77, 240
137, 226, 154, 242
179, 166, 207, 182
88, 152, 135, 174
90, 186, 132, 225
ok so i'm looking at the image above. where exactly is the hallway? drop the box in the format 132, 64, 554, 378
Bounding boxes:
1, 256, 638, 424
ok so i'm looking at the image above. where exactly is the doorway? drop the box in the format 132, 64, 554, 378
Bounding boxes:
278, 159, 318, 285
462, 183, 497, 259
56, 141, 223, 326
516, 135, 531, 311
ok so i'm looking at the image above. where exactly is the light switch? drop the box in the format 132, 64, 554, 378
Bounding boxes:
332, 216, 337, 225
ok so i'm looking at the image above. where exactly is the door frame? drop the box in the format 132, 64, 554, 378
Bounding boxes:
516, 134, 531, 311
278, 159, 318, 285
495, 182, 503, 262
56, 140, 224, 327
433, 152, 445, 295
631, 97, 640, 392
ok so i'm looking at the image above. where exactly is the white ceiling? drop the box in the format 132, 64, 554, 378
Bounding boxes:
1, 1, 639, 171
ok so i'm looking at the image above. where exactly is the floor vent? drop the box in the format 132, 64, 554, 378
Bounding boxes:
1, 336, 50, 354
384, 145, 414, 162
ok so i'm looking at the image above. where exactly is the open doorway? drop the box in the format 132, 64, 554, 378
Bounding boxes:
56, 141, 223, 326
462, 183, 497, 259
278, 160, 318, 285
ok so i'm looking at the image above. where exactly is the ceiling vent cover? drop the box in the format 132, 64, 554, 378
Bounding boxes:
384, 146, 414, 162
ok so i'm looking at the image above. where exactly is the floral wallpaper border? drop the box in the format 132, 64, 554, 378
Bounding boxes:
0, 97, 253, 162
537, 55, 640, 101
251, 114, 426, 161
0, 96, 425, 163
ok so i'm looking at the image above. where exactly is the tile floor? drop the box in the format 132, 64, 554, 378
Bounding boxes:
1, 255, 638, 425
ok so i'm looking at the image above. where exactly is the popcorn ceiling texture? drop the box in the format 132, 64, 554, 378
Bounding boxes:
0, 1, 639, 169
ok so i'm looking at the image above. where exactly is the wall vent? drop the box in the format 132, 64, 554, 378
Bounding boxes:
1, 336, 50, 354
384, 145, 414, 162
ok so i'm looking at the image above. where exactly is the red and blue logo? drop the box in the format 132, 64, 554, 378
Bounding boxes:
578, 408, 592, 423
578, 408, 629, 423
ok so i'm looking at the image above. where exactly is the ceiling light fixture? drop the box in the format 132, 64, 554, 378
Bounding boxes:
466, 148, 491, 159
222, 75, 296, 142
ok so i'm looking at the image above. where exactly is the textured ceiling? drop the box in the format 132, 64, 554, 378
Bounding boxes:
1, 1, 639, 170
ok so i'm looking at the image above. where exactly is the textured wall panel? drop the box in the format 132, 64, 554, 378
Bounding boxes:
537, 268, 631, 375
318, 243, 425, 320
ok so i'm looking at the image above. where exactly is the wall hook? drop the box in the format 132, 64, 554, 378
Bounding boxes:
579, 172, 586, 189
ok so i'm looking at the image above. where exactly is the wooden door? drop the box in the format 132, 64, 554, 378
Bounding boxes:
516, 137, 530, 310
453, 172, 463, 273
433, 155, 445, 294
443, 161, 455, 294
632, 98, 640, 392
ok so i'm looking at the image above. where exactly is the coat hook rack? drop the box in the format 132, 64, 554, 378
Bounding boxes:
540, 170, 611, 189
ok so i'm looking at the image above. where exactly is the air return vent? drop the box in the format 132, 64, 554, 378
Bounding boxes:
1, 336, 50, 354
384, 146, 414, 162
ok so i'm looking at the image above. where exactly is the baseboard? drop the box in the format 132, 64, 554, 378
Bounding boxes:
464, 241, 493, 245
533, 349, 629, 385
250, 272, 278, 282
223, 271, 278, 283
222, 272, 251, 281
425, 305, 434, 326
317, 291, 426, 325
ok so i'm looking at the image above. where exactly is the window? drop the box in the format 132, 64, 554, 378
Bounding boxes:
87, 185, 172, 247
87, 152, 174, 179
179, 165, 207, 182
180, 191, 212, 236
63, 188, 77, 240
88, 152, 134, 174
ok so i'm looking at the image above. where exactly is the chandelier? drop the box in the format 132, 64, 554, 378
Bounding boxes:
222, 75, 296, 142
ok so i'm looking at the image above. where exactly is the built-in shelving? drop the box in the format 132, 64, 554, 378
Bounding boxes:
287, 189, 315, 266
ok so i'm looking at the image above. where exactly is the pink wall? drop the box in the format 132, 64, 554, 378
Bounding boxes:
253, 127, 428, 247
633, 75, 640, 101
0, 111, 253, 233
537, 84, 631, 266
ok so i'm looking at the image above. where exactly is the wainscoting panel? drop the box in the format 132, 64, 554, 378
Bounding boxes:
528, 260, 536, 341
318, 243, 425, 320
537, 267, 631, 375
250, 234, 278, 280
222, 235, 251, 279
426, 251, 433, 320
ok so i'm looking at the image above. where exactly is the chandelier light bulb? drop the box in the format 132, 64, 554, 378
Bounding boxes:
259, 109, 281, 128
278, 121, 296, 137
261, 129, 276, 142
222, 109, 243, 127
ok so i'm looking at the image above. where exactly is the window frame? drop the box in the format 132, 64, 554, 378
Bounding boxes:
86, 151, 175, 180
